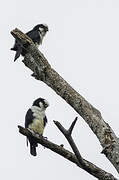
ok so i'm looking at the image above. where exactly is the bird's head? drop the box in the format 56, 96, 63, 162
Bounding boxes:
33, 98, 49, 111
33, 24, 49, 34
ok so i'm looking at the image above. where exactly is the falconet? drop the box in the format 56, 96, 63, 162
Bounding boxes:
11, 24, 48, 61
25, 98, 49, 156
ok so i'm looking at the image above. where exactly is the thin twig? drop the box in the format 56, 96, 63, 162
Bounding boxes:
68, 117, 78, 135
54, 118, 95, 173
18, 126, 118, 180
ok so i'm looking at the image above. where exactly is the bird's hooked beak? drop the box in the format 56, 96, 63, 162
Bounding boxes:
42, 24, 49, 32
44, 100, 49, 108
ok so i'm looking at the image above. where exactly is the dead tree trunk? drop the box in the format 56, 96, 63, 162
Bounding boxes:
11, 28, 119, 180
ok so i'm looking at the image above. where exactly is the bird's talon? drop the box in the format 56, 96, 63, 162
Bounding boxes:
27, 128, 34, 134
43, 136, 48, 140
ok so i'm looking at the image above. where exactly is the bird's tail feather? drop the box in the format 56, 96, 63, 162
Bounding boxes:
14, 50, 21, 61
30, 144, 37, 156
26, 137, 28, 146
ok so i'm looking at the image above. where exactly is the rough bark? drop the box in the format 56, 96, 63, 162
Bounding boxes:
18, 126, 118, 180
11, 28, 119, 177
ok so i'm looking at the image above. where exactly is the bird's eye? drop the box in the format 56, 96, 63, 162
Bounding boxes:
44, 100, 49, 108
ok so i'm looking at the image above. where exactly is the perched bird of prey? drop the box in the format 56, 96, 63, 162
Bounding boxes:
25, 98, 49, 156
11, 24, 48, 61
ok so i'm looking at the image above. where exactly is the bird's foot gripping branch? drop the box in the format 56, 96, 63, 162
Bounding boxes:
18, 119, 118, 180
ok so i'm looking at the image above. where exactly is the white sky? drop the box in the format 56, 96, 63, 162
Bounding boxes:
1, 0, 119, 179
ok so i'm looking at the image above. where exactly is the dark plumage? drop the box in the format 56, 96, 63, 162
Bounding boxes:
11, 24, 48, 61
25, 98, 49, 156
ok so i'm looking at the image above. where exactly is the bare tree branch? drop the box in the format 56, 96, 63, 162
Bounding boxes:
18, 126, 118, 180
11, 28, 119, 174
54, 118, 90, 171
68, 117, 78, 135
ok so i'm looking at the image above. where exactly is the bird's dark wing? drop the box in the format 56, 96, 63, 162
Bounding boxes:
11, 29, 41, 61
26, 30, 41, 44
43, 116, 48, 127
25, 109, 34, 128
25, 108, 38, 156
11, 29, 39, 52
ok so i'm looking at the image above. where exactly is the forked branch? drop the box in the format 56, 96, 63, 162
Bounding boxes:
54, 118, 109, 177
18, 125, 118, 180
10, 28, 119, 173
54, 118, 87, 169
11, 28, 119, 179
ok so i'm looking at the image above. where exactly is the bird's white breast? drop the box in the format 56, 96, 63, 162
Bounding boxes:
29, 118, 44, 135
29, 106, 45, 135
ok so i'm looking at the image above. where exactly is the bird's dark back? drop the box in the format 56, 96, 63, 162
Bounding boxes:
26, 29, 41, 44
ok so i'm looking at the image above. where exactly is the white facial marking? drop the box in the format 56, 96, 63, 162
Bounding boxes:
42, 24, 48, 28
38, 30, 44, 44
38, 25, 48, 44
39, 101, 45, 110
44, 99, 49, 107
39, 102, 43, 107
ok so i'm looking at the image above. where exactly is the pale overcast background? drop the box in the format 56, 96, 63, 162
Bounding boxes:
1, 0, 119, 179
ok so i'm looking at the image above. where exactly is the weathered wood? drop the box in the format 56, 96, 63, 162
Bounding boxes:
18, 126, 118, 180
11, 28, 119, 175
